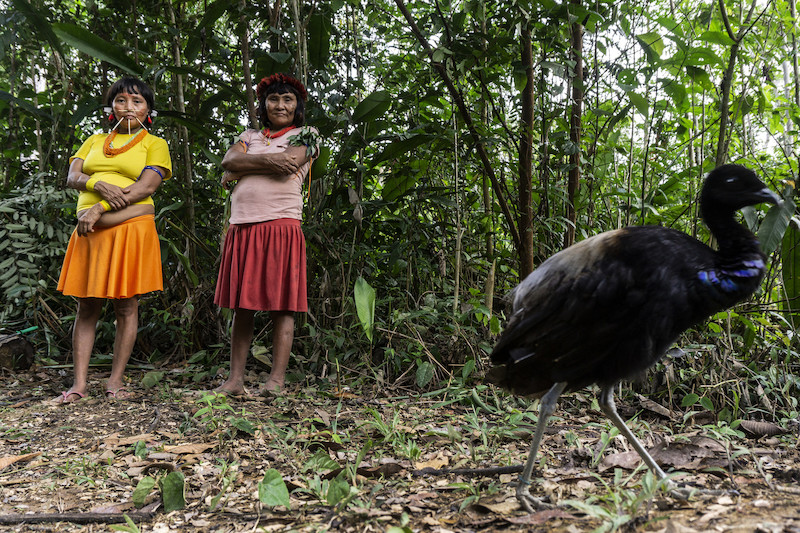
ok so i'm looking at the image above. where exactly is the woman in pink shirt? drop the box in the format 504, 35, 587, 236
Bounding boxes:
214, 73, 318, 396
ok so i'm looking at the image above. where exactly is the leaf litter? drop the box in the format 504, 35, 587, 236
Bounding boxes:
0, 366, 799, 532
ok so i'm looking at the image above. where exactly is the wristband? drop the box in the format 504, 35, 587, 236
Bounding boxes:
143, 165, 165, 180
99, 200, 111, 212
85, 176, 99, 191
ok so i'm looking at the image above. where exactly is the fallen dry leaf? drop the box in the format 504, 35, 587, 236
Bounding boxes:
0, 452, 41, 470
163, 443, 216, 454
414, 453, 449, 470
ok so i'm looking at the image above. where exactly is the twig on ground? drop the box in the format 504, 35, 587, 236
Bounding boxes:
412, 465, 523, 477
0, 511, 156, 525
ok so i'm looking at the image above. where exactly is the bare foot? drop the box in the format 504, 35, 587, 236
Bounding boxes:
54, 390, 88, 404
214, 382, 249, 398
258, 379, 284, 397
105, 387, 135, 401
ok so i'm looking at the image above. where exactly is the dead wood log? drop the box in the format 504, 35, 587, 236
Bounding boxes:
0, 510, 155, 525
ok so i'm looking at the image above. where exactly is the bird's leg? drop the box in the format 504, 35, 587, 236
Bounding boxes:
516, 381, 567, 513
598, 385, 733, 501
598, 385, 669, 480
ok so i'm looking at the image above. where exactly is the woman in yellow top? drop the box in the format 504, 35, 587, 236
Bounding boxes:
55, 76, 172, 403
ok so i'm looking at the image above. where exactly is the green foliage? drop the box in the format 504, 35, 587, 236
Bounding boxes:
158, 471, 187, 512
108, 515, 142, 533
132, 476, 156, 508
258, 469, 291, 509
354, 275, 376, 342
0, 0, 797, 406
781, 214, 800, 328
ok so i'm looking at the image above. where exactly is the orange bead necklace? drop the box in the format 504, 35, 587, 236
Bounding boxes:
262, 126, 293, 145
103, 128, 148, 157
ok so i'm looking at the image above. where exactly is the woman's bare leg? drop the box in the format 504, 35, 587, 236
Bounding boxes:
105, 297, 139, 396
57, 298, 103, 402
216, 308, 255, 395
263, 311, 294, 392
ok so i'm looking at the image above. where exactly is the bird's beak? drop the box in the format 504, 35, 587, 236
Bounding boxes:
759, 188, 782, 207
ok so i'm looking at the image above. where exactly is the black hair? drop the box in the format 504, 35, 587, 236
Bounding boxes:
257, 83, 306, 129
105, 77, 155, 113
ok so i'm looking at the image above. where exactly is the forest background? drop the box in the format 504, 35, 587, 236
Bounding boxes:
1, 0, 799, 424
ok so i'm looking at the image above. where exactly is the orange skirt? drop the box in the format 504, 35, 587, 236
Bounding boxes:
214, 218, 307, 312
57, 215, 163, 299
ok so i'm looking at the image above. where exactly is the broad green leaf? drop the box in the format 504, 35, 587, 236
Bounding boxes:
258, 469, 291, 508
382, 171, 420, 202
52, 23, 141, 75
351, 91, 391, 124
10, 0, 64, 56
134, 440, 148, 459
0, 92, 52, 120
141, 371, 164, 389
158, 471, 186, 512
628, 92, 649, 116
326, 474, 351, 506
310, 145, 330, 182
698, 30, 735, 46
685, 48, 723, 67
354, 276, 376, 342
308, 13, 332, 68
372, 134, 436, 165
230, 416, 256, 435
302, 449, 339, 472
255, 53, 293, 80
636, 31, 664, 62
132, 476, 156, 508
461, 358, 475, 380
781, 217, 800, 328
184, 0, 230, 62
758, 196, 795, 255
416, 361, 434, 388
685, 66, 712, 87
681, 393, 699, 407
160, 65, 243, 99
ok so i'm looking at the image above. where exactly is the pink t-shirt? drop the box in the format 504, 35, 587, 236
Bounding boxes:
229, 127, 317, 224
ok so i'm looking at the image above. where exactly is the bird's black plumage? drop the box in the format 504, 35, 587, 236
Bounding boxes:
488, 164, 780, 511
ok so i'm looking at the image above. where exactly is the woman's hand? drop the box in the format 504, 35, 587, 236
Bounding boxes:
221, 143, 307, 176
76, 204, 106, 236
221, 171, 241, 190
93, 181, 130, 210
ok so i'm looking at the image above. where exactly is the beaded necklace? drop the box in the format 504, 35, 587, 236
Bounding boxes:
262, 126, 294, 145
103, 128, 148, 157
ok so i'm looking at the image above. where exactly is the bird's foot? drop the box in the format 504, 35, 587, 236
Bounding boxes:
664, 480, 738, 501
516, 482, 555, 513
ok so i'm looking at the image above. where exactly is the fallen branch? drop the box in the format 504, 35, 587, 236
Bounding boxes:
0, 510, 156, 525
412, 465, 523, 477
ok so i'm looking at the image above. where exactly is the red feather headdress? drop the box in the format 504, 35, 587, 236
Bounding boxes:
256, 73, 308, 101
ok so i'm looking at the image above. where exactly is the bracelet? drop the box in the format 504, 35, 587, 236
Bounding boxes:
85, 176, 99, 191
143, 165, 165, 180
99, 200, 111, 212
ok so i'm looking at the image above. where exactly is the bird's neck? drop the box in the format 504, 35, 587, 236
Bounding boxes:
706, 212, 763, 263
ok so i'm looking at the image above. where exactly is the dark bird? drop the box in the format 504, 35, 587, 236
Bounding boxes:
488, 164, 780, 511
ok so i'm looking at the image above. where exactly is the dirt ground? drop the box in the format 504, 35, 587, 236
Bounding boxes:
1, 365, 799, 532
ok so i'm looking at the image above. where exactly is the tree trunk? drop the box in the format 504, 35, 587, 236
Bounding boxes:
240, 0, 258, 129
714, 40, 739, 166
166, 0, 197, 353
290, 0, 309, 83
519, 25, 535, 276
565, 0, 583, 247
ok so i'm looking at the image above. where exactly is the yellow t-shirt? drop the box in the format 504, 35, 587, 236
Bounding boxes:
70, 132, 173, 212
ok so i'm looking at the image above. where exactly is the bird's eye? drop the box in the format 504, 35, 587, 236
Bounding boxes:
725, 176, 736, 183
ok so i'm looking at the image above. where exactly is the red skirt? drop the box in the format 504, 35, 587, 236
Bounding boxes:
57, 214, 163, 299
214, 218, 307, 312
